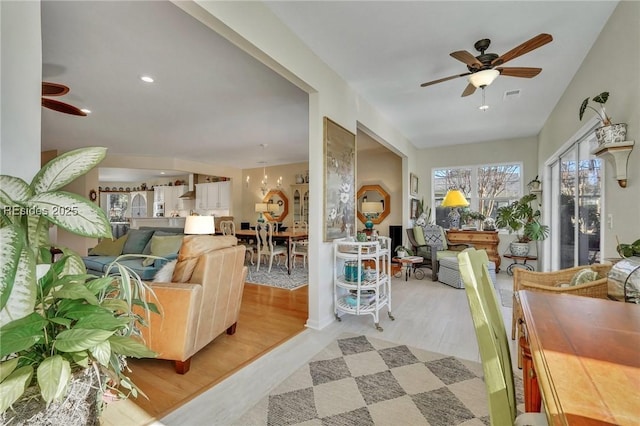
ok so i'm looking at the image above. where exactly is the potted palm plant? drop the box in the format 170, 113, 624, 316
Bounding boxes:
0, 147, 158, 424
495, 194, 549, 256
579, 91, 627, 145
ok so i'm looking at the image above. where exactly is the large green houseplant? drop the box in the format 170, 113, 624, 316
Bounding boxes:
496, 193, 549, 256
0, 147, 157, 424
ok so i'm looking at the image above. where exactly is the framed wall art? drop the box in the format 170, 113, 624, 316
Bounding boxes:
410, 173, 419, 196
323, 117, 356, 241
410, 198, 420, 219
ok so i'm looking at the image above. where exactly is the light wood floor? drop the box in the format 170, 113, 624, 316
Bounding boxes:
104, 283, 308, 422
103, 273, 517, 426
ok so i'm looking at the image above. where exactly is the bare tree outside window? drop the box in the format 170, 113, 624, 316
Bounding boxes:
433, 163, 522, 229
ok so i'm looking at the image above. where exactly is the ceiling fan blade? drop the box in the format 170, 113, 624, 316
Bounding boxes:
450, 50, 483, 68
491, 33, 553, 66
420, 72, 471, 87
461, 83, 477, 97
42, 82, 70, 97
497, 67, 542, 78
42, 98, 87, 116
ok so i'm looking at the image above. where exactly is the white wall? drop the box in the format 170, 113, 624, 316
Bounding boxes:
185, 1, 417, 329
538, 1, 640, 258
416, 136, 539, 270
0, 1, 41, 180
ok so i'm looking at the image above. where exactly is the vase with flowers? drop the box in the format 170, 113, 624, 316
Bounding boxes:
579, 91, 627, 145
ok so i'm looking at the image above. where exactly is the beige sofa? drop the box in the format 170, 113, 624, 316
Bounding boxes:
138, 236, 248, 374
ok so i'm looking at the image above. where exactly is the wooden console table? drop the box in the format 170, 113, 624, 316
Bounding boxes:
446, 230, 500, 272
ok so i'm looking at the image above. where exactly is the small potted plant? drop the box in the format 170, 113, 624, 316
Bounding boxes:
579, 91, 627, 145
495, 193, 549, 256
0, 147, 158, 424
394, 245, 414, 258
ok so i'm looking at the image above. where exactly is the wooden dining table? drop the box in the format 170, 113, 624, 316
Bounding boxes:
519, 290, 640, 425
234, 229, 308, 275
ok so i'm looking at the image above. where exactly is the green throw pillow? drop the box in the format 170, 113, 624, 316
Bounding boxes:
89, 234, 128, 256
569, 268, 599, 286
413, 227, 426, 246
122, 229, 155, 255
142, 235, 184, 266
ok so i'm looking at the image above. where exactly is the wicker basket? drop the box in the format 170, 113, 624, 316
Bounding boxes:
511, 263, 612, 368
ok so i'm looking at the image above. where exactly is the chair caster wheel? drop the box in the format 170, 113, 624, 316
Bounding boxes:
388, 312, 395, 321
375, 323, 383, 332
335, 314, 342, 322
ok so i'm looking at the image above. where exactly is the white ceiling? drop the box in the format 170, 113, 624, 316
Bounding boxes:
41, 1, 618, 172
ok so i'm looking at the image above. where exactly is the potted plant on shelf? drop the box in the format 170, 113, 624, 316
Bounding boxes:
579, 91, 627, 145
0, 147, 158, 425
495, 193, 549, 256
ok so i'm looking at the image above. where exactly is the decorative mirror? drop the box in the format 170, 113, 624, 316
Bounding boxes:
356, 184, 390, 225
263, 189, 289, 222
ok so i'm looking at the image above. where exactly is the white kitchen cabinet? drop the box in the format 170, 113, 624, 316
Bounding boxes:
196, 181, 230, 210
154, 185, 186, 214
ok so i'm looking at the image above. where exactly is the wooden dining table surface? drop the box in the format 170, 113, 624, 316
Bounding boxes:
234, 229, 308, 275
518, 290, 640, 426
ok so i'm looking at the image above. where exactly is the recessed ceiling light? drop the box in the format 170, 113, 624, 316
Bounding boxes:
140, 75, 154, 83
80, 108, 91, 114
479, 104, 489, 111
160, 171, 166, 175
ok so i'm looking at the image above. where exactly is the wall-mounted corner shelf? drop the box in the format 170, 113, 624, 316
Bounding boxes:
592, 140, 635, 188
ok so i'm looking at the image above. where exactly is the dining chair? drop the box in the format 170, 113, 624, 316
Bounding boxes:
291, 220, 308, 268
221, 219, 255, 265
256, 222, 288, 272
458, 248, 547, 426
510, 263, 611, 368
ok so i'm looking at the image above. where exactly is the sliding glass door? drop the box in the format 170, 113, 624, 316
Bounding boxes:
549, 133, 602, 269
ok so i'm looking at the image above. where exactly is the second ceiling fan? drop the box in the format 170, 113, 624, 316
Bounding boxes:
420, 33, 553, 97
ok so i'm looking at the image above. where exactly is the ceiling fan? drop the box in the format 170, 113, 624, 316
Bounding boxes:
42, 82, 87, 116
420, 33, 553, 97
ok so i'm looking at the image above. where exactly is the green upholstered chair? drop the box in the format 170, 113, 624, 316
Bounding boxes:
457, 248, 547, 426
406, 225, 470, 281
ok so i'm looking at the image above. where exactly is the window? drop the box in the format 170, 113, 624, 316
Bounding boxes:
433, 163, 523, 228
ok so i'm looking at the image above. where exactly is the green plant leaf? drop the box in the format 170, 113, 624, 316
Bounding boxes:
592, 92, 609, 104
108, 335, 157, 358
70, 351, 89, 368
48, 317, 73, 328
85, 276, 115, 296
0, 225, 25, 311
54, 328, 115, 352
57, 302, 111, 320
52, 283, 99, 305
75, 313, 130, 331
0, 312, 47, 358
0, 176, 32, 210
30, 147, 107, 194
25, 191, 111, 238
0, 365, 33, 413
0, 227, 37, 328
91, 340, 112, 366
57, 248, 87, 276
37, 355, 71, 404
0, 358, 19, 383
100, 299, 131, 314
579, 97, 589, 120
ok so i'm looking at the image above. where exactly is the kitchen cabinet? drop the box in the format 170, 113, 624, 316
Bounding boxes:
154, 185, 186, 215
196, 181, 230, 210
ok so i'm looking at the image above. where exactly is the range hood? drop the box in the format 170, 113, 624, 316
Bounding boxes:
179, 174, 198, 199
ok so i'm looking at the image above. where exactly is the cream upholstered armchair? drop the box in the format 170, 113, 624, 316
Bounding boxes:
406, 225, 471, 280
137, 235, 248, 374
511, 263, 611, 367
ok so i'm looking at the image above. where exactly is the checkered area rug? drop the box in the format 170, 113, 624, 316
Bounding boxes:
234, 335, 525, 425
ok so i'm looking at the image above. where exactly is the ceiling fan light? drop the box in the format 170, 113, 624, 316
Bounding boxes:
468, 69, 499, 88
80, 108, 91, 114
140, 75, 154, 83
478, 104, 489, 111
